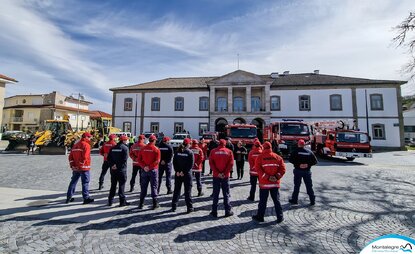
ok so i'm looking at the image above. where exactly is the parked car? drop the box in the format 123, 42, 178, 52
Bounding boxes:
168, 133, 192, 150
1, 131, 24, 140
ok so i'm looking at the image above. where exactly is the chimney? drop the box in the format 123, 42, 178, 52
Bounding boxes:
313, 70, 319, 75
283, 71, 289, 75
270, 72, 279, 78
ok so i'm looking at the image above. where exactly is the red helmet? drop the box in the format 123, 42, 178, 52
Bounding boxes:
109, 134, 117, 140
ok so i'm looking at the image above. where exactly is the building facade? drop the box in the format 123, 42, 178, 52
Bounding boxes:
2, 91, 92, 132
0, 73, 18, 131
110, 70, 406, 149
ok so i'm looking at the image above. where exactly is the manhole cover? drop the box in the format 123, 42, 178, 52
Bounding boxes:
27, 200, 50, 207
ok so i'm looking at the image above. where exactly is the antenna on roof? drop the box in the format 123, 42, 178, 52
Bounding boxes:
237, 53, 240, 70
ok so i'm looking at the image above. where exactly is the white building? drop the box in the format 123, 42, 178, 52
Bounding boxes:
110, 70, 406, 149
404, 108, 415, 142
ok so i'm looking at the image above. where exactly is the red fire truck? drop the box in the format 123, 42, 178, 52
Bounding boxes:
264, 120, 313, 157
312, 120, 372, 161
225, 124, 257, 147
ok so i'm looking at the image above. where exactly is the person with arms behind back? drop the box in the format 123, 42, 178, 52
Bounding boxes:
288, 139, 318, 206
107, 135, 130, 207
137, 135, 161, 209
209, 139, 234, 217
252, 142, 286, 223
171, 138, 194, 213
66, 132, 94, 204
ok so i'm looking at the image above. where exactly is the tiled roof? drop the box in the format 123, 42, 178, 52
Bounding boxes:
269, 73, 406, 86
110, 77, 215, 91
90, 110, 112, 118
110, 72, 406, 91
0, 74, 18, 83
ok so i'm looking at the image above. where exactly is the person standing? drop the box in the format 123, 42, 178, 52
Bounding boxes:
171, 138, 194, 213
288, 139, 318, 206
98, 134, 117, 190
207, 135, 219, 176
107, 135, 130, 207
209, 139, 234, 217
190, 139, 205, 196
252, 141, 286, 223
234, 141, 247, 180
129, 134, 145, 192
26, 134, 36, 155
66, 132, 94, 204
158, 136, 174, 195
225, 138, 235, 178
247, 140, 263, 201
137, 135, 161, 209
199, 138, 208, 176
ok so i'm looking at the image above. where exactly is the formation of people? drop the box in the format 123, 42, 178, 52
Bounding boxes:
66, 132, 318, 223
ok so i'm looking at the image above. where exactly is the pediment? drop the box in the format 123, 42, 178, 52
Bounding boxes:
208, 70, 264, 85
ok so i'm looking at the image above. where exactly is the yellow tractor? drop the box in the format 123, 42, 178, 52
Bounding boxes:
89, 114, 121, 147
35, 119, 74, 154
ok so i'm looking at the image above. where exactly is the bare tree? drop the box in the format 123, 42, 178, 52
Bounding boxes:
393, 11, 415, 79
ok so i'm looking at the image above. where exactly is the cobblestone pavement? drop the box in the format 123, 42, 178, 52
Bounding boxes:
0, 150, 414, 253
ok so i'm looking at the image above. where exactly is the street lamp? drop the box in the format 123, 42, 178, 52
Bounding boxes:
69, 93, 84, 131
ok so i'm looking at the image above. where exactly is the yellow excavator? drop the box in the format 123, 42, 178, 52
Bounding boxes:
34, 119, 74, 154
89, 115, 121, 147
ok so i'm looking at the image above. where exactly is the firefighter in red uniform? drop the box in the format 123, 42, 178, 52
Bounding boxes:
98, 134, 117, 190
209, 139, 234, 217
129, 134, 145, 192
252, 141, 286, 223
247, 140, 263, 201
199, 138, 208, 175
66, 132, 94, 204
137, 135, 161, 209
191, 139, 205, 196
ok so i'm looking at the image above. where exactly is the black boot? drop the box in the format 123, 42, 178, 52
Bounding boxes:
119, 199, 130, 207
98, 184, 103, 190
129, 185, 134, 193
167, 188, 173, 195
138, 199, 144, 209
198, 190, 204, 197
152, 199, 160, 210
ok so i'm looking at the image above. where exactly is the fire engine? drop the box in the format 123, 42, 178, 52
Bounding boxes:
225, 124, 257, 148
264, 120, 313, 157
312, 120, 372, 161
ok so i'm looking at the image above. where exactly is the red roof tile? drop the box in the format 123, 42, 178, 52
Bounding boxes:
0, 74, 18, 83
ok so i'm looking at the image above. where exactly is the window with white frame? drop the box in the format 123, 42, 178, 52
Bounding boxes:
175, 97, 184, 111
174, 122, 184, 133
299, 95, 311, 111
330, 94, 342, 111
199, 97, 209, 111
270, 96, 280, 111
199, 123, 209, 136
151, 97, 160, 111
370, 94, 383, 110
372, 124, 385, 140
123, 122, 132, 132
124, 98, 133, 111
150, 122, 159, 133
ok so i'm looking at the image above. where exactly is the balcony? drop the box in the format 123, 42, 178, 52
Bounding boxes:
215, 107, 228, 112
11, 117, 23, 122
251, 107, 266, 112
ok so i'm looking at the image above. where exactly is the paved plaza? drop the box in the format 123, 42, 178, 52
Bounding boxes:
0, 146, 414, 253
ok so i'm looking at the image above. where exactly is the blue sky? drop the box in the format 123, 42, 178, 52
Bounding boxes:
1, 0, 414, 112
